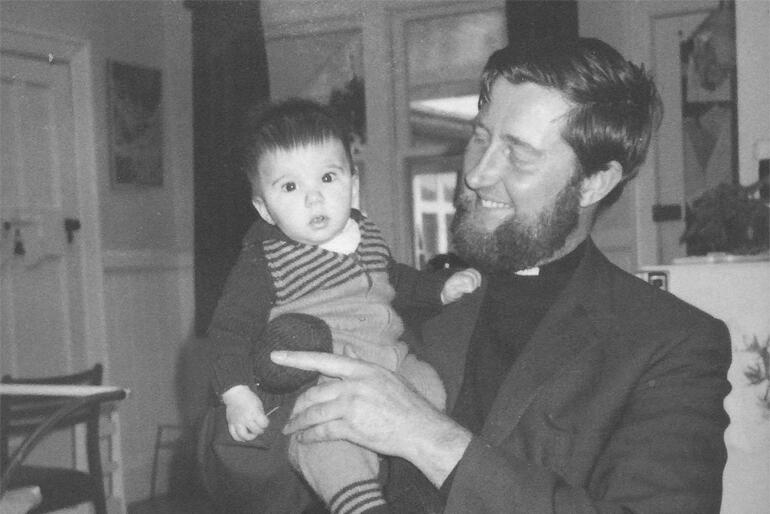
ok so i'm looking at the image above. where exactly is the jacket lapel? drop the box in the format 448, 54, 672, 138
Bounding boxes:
481, 240, 612, 445
420, 283, 486, 410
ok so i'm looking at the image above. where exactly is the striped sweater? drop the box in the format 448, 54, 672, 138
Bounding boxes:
263, 216, 390, 305
207, 210, 447, 396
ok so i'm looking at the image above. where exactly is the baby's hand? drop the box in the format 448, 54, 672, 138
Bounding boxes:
222, 385, 269, 441
440, 268, 482, 304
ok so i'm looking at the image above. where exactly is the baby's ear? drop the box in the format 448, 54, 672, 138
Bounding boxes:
252, 197, 275, 225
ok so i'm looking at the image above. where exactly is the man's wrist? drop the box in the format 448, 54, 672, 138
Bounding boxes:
406, 416, 472, 487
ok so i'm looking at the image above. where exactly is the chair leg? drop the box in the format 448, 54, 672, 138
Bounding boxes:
150, 425, 163, 498
94, 486, 108, 514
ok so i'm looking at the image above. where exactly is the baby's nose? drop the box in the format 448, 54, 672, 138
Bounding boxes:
306, 189, 323, 205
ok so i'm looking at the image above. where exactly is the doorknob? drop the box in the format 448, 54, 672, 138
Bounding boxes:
64, 218, 81, 243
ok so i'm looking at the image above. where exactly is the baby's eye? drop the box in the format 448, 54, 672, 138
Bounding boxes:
281, 182, 296, 192
322, 172, 335, 183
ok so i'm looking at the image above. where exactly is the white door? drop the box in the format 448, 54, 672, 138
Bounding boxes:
1, 32, 105, 379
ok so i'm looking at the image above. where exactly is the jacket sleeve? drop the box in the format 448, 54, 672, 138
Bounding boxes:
206, 242, 274, 398
444, 318, 732, 514
388, 259, 449, 313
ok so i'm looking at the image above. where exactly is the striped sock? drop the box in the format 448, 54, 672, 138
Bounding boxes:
329, 479, 390, 514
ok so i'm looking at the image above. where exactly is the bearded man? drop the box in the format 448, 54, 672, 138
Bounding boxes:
272, 37, 732, 514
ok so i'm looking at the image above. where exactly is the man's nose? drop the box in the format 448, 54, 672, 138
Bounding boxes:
464, 145, 502, 190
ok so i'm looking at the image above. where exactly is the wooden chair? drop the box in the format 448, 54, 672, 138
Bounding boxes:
0, 364, 108, 514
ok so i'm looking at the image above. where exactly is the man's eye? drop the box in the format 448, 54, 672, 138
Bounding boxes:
503, 144, 534, 164
322, 172, 335, 183
281, 182, 296, 192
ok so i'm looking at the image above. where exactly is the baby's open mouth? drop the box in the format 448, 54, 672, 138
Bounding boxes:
310, 215, 328, 227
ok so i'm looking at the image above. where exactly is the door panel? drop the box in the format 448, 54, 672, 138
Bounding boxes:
1, 53, 87, 377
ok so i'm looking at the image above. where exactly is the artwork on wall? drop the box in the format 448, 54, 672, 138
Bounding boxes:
107, 60, 163, 187
678, 4, 737, 205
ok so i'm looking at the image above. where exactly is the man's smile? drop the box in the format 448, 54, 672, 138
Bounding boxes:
479, 198, 513, 209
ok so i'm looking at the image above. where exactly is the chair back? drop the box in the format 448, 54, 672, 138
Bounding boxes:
0, 364, 103, 472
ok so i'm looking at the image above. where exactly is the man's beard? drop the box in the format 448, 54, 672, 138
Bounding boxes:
450, 174, 582, 274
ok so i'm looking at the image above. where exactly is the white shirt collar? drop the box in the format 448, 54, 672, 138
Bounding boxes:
319, 218, 361, 255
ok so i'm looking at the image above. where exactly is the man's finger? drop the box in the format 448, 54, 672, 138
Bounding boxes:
271, 350, 363, 378
294, 419, 349, 444
291, 379, 344, 415
284, 398, 346, 435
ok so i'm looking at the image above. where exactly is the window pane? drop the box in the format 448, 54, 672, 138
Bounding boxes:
421, 213, 439, 257
405, 8, 506, 147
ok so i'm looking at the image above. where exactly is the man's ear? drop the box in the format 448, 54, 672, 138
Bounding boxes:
580, 161, 623, 208
351, 171, 360, 210
252, 196, 275, 225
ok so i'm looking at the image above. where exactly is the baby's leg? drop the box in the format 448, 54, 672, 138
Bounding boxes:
288, 434, 389, 514
396, 353, 446, 411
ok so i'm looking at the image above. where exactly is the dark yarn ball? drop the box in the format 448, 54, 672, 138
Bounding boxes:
252, 312, 333, 394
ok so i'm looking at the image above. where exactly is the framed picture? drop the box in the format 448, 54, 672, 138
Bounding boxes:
107, 60, 163, 187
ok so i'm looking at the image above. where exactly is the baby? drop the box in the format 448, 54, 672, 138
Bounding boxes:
207, 98, 480, 514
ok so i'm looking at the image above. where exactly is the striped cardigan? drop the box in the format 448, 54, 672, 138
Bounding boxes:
207, 210, 446, 397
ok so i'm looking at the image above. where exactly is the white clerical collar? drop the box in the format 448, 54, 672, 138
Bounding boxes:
515, 266, 540, 276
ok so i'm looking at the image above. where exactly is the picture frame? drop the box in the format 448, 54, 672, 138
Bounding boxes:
107, 60, 163, 187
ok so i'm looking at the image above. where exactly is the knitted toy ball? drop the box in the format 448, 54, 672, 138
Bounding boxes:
252, 312, 333, 394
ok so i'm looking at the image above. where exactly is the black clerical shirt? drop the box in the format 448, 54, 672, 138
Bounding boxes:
452, 241, 586, 433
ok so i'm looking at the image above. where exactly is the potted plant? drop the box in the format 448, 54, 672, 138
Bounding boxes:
681, 182, 769, 256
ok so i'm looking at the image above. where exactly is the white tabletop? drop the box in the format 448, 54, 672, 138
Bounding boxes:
0, 384, 128, 397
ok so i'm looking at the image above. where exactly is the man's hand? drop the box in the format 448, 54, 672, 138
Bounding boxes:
221, 385, 269, 441
441, 268, 482, 304
271, 349, 472, 486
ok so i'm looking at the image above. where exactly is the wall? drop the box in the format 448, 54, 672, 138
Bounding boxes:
0, 0, 193, 252
735, 0, 770, 184
0, 0, 194, 503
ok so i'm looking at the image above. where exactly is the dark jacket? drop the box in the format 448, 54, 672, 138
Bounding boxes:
411, 239, 731, 513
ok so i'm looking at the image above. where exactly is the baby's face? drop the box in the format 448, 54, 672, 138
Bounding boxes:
253, 139, 358, 246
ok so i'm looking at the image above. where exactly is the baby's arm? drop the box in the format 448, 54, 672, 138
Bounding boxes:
207, 236, 276, 441
221, 384, 269, 441
440, 268, 482, 304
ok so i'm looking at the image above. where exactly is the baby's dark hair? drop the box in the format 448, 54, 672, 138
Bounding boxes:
243, 98, 355, 194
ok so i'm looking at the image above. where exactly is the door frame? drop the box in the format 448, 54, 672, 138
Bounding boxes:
650, 8, 719, 266
1, 27, 108, 376
389, 0, 506, 265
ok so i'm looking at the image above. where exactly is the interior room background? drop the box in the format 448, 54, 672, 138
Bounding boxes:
1, 0, 768, 511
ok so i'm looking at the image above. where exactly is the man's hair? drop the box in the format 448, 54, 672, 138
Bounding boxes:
479, 37, 663, 207
242, 98, 354, 193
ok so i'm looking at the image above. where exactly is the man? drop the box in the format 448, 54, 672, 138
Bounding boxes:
272, 37, 732, 513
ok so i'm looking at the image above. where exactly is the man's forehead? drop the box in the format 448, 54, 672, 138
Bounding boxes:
479, 80, 572, 144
